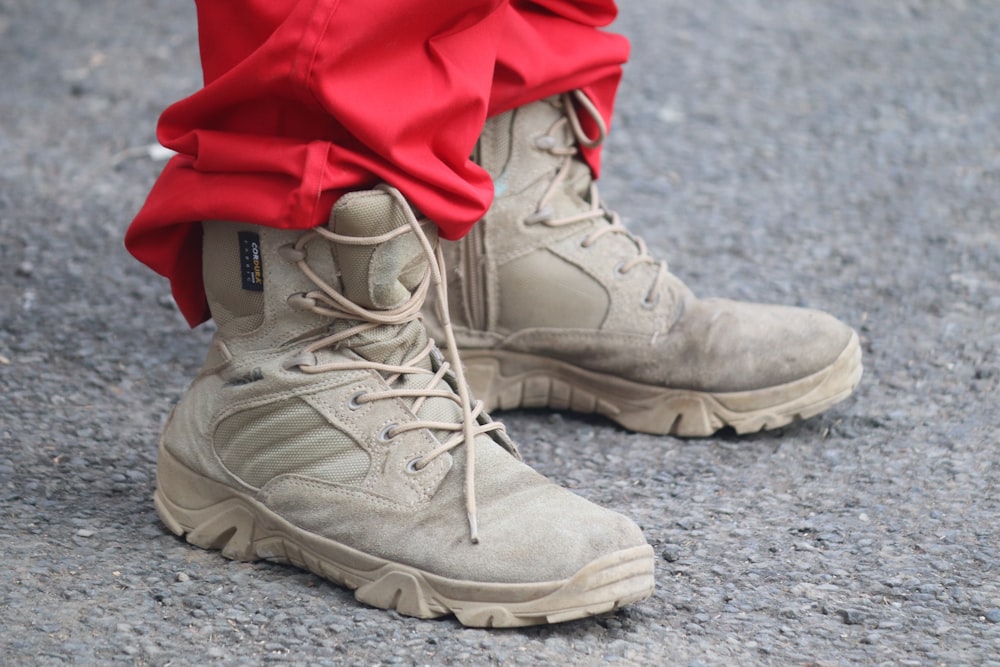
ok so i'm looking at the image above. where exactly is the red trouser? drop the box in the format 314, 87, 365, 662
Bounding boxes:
124, 0, 630, 326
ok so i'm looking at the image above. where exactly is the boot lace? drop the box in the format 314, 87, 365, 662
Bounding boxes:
526, 90, 670, 309
279, 186, 505, 543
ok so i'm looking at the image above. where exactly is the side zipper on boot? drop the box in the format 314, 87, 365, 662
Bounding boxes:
460, 222, 488, 333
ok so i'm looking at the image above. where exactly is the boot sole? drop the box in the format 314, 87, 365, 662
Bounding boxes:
154, 445, 654, 627
461, 332, 863, 437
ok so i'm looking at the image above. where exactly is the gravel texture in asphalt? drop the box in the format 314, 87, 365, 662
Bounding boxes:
1, 1, 998, 665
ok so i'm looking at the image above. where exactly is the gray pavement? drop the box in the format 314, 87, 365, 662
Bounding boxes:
2, 1, 999, 665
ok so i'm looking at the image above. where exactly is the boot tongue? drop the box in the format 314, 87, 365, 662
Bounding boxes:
331, 192, 432, 310
329, 190, 435, 368
329, 190, 462, 438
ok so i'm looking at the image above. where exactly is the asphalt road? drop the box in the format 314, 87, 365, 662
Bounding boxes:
2, 1, 999, 665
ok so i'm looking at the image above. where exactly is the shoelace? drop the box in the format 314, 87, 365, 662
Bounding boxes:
526, 90, 670, 309
280, 186, 503, 543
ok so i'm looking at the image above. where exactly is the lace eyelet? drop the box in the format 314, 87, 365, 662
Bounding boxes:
277, 244, 306, 263
378, 424, 399, 443
348, 391, 367, 410
281, 351, 317, 371
405, 457, 424, 474
524, 207, 554, 225
613, 261, 627, 277
641, 293, 661, 310
287, 293, 316, 310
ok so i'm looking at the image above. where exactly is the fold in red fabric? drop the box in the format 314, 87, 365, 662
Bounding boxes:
125, 0, 629, 326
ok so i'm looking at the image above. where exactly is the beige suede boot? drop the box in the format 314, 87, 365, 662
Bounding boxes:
153, 185, 654, 627
431, 93, 862, 437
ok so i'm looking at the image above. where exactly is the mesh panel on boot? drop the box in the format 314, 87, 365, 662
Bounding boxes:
215, 400, 369, 488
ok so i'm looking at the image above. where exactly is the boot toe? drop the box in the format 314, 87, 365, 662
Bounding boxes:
686, 298, 857, 393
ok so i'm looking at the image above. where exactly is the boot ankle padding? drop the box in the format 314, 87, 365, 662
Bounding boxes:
203, 222, 265, 334
203, 221, 338, 351
477, 109, 515, 181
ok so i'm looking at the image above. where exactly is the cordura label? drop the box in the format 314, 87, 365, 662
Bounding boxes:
238, 231, 264, 291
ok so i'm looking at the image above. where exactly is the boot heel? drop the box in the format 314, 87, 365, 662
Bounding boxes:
154, 444, 259, 561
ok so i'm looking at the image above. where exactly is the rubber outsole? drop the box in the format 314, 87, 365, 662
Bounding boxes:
154, 446, 655, 627
461, 332, 863, 437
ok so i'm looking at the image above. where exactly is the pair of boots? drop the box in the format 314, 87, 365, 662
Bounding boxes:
154, 95, 862, 627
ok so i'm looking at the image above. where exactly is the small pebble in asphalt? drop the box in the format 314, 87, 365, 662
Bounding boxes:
838, 609, 866, 625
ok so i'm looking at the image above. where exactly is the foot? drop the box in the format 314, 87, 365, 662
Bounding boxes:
430, 93, 862, 436
154, 185, 654, 626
